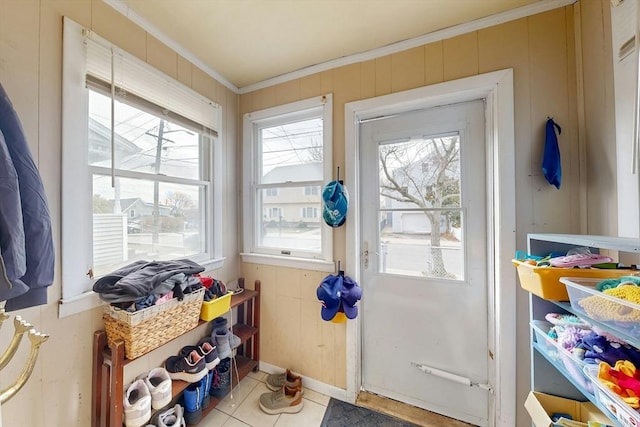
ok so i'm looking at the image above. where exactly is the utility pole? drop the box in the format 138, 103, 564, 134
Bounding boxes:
152, 119, 165, 246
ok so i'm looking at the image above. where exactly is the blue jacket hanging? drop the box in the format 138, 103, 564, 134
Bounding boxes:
0, 82, 54, 310
542, 117, 562, 189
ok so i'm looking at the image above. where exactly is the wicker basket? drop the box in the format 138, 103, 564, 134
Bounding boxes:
102, 287, 205, 359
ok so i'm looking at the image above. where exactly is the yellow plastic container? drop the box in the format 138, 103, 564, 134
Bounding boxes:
512, 259, 637, 301
200, 291, 232, 321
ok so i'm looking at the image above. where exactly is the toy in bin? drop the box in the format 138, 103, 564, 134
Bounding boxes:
549, 247, 612, 268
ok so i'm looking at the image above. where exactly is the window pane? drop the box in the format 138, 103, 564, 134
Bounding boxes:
92, 175, 205, 276
260, 118, 323, 183
379, 135, 461, 209
379, 134, 463, 279
258, 187, 321, 252
379, 210, 464, 279
88, 90, 206, 180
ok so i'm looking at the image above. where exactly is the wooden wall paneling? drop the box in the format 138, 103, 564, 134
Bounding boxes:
333, 318, 347, 389
177, 55, 192, 88
298, 270, 325, 379
564, 5, 581, 234
390, 46, 425, 93
528, 8, 573, 234
300, 73, 322, 100
191, 66, 217, 104
145, 34, 178, 80
320, 69, 334, 97
581, 0, 618, 236
424, 41, 444, 86
275, 79, 301, 106
360, 59, 376, 101
443, 32, 479, 82
91, 0, 145, 62
0, 0, 39, 157
374, 55, 392, 96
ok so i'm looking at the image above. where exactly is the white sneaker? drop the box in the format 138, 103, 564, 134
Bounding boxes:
157, 403, 186, 427
139, 367, 172, 410
123, 379, 152, 427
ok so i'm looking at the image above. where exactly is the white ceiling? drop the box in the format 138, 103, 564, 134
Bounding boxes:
112, 0, 555, 91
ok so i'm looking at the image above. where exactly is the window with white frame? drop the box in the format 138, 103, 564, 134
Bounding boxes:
242, 95, 333, 267
60, 18, 223, 316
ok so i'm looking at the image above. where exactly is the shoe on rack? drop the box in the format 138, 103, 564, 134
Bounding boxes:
212, 316, 227, 335
123, 379, 152, 427
180, 341, 220, 371
209, 358, 231, 398
197, 337, 221, 370
136, 367, 172, 410
200, 370, 213, 409
259, 384, 304, 415
266, 369, 303, 392
182, 382, 203, 425
156, 403, 186, 427
164, 350, 207, 383
213, 329, 232, 360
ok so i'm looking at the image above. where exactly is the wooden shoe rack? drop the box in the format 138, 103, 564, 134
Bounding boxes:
91, 278, 260, 427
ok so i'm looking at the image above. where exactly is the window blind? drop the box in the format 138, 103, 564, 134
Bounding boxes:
82, 27, 219, 136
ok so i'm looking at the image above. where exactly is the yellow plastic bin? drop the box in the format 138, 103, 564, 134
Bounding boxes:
200, 291, 232, 321
513, 259, 637, 301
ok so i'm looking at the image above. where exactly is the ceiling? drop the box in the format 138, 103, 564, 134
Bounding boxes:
113, 0, 549, 91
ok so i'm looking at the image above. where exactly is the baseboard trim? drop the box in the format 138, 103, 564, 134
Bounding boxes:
259, 361, 348, 402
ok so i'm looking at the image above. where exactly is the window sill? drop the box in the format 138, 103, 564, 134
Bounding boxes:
59, 257, 226, 318
240, 253, 336, 272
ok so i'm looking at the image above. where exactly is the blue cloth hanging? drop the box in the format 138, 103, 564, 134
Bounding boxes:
542, 117, 562, 189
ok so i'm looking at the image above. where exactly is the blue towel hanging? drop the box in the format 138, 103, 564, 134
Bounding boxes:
542, 117, 562, 189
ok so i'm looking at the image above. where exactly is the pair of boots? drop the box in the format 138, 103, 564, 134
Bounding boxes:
210, 316, 241, 360
181, 371, 211, 425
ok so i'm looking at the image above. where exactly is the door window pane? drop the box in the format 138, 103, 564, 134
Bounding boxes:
379, 135, 464, 279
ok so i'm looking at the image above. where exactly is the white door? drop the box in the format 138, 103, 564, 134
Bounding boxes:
360, 99, 490, 426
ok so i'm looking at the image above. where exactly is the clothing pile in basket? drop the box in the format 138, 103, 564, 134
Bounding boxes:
93, 259, 208, 311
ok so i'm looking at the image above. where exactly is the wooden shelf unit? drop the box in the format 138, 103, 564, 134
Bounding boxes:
92, 278, 260, 427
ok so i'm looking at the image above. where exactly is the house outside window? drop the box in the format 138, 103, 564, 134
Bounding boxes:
60, 18, 223, 316
242, 95, 334, 268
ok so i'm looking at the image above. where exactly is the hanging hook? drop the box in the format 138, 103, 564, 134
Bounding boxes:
337, 260, 344, 276
337, 166, 343, 184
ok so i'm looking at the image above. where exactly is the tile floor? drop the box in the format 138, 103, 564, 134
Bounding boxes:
198, 370, 330, 427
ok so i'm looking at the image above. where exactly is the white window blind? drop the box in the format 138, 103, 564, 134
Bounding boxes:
82, 27, 219, 135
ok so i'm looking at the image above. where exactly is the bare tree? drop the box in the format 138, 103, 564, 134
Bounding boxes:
166, 191, 195, 217
379, 136, 460, 278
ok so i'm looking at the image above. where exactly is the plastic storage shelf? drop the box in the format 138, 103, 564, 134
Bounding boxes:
513, 259, 637, 301
561, 277, 640, 341
531, 320, 594, 394
584, 364, 640, 427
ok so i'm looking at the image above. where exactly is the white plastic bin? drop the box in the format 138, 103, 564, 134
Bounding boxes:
584, 364, 640, 427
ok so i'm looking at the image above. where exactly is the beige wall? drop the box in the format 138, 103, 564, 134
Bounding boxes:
240, 3, 617, 425
0, 0, 618, 425
0, 0, 239, 425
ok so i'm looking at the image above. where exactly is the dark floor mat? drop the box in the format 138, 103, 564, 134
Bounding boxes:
320, 397, 419, 427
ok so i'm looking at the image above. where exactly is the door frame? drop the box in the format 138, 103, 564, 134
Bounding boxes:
344, 68, 516, 427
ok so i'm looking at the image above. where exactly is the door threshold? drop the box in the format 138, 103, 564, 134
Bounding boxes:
356, 391, 476, 427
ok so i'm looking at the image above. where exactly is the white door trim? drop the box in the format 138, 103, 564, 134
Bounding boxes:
344, 68, 516, 427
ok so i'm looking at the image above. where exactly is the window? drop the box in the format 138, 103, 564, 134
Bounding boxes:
242, 95, 334, 269
302, 207, 318, 218
304, 186, 319, 195
61, 18, 223, 316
